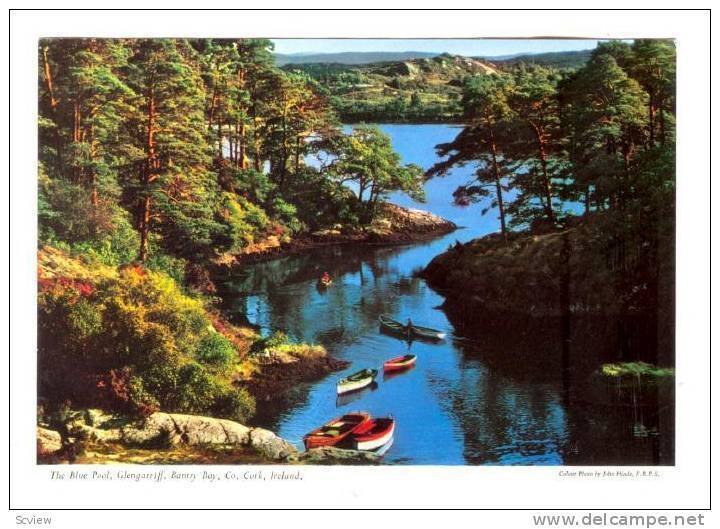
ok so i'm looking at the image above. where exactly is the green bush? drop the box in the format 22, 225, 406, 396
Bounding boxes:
195, 332, 236, 368
250, 331, 289, 355
211, 386, 256, 423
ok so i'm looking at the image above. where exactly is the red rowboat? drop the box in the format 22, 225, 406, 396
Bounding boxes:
303, 412, 370, 450
349, 418, 395, 451
383, 354, 417, 372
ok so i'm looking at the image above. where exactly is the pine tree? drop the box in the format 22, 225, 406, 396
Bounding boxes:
561, 52, 648, 213
123, 39, 222, 261
427, 74, 513, 239
505, 65, 567, 225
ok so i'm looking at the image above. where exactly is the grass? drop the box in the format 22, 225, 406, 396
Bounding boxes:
601, 361, 675, 379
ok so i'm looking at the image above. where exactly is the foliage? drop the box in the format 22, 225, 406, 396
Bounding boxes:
249, 331, 290, 355
601, 362, 674, 379
329, 125, 425, 223
37, 250, 255, 422
195, 332, 237, 368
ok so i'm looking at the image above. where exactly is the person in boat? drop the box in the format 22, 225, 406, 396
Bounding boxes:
406, 317, 414, 335
320, 271, 331, 284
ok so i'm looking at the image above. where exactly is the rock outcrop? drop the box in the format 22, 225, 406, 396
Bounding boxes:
45, 409, 298, 462
36, 427, 62, 456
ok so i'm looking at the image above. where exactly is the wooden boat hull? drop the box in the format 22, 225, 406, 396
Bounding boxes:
379, 315, 446, 341
337, 369, 378, 395
383, 354, 417, 372
303, 412, 371, 450
371, 435, 394, 457
350, 418, 395, 451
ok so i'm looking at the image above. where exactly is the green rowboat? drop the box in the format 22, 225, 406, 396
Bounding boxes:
337, 368, 378, 395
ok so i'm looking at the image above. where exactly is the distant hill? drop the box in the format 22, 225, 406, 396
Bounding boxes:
275, 51, 439, 66
482, 49, 593, 69
280, 50, 590, 123
283, 53, 497, 123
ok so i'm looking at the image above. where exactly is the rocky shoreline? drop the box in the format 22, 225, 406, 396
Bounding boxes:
37, 409, 382, 465
421, 214, 674, 371
214, 202, 457, 267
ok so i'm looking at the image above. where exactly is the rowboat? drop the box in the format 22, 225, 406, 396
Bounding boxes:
349, 417, 395, 451
379, 315, 446, 341
371, 435, 394, 457
303, 412, 371, 450
337, 368, 378, 395
383, 354, 417, 372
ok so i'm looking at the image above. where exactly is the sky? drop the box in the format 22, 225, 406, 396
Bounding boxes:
272, 39, 604, 58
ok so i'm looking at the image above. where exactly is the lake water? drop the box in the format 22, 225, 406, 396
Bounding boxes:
220, 124, 673, 465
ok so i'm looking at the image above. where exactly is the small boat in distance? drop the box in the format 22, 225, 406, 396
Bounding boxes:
337, 368, 378, 395
383, 354, 417, 372
317, 272, 332, 288
349, 417, 396, 451
303, 412, 371, 450
379, 315, 446, 341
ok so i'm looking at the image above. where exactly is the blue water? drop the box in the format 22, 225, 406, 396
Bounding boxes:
221, 124, 670, 465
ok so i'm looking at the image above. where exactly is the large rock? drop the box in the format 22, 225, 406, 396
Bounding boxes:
287, 446, 382, 465
37, 427, 62, 456
120, 413, 178, 446
165, 414, 251, 446
248, 427, 297, 460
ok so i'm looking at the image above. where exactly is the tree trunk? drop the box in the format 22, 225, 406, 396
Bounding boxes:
487, 123, 507, 241
238, 121, 247, 169
659, 108, 666, 145
584, 185, 591, 215
138, 194, 151, 262
295, 135, 302, 174
530, 122, 555, 223
648, 96, 656, 146
41, 46, 59, 111
72, 100, 82, 182
140, 87, 158, 262
217, 121, 223, 160
89, 127, 98, 208
253, 117, 262, 172
41, 45, 64, 172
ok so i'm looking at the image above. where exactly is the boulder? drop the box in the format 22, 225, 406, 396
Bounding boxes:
121, 412, 254, 448
169, 414, 251, 446
37, 427, 62, 456
248, 427, 298, 460
121, 413, 178, 446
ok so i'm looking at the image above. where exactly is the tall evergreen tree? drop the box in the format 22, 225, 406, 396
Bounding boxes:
561, 53, 648, 213
505, 65, 567, 225
427, 74, 514, 239
123, 39, 223, 261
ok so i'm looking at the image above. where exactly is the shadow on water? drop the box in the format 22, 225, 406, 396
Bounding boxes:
335, 382, 380, 408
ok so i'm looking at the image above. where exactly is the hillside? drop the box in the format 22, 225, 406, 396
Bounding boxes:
275, 50, 439, 66
285, 53, 498, 122
484, 49, 592, 70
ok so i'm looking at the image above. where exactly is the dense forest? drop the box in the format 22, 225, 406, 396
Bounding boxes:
37, 37, 675, 429
37, 38, 425, 423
